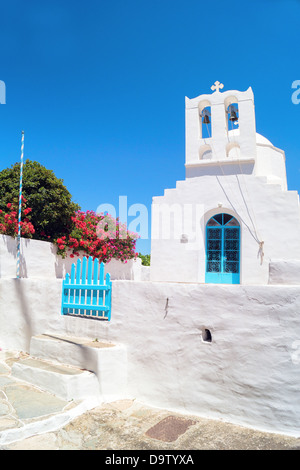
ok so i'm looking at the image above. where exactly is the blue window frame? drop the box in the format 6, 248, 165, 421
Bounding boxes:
205, 213, 240, 284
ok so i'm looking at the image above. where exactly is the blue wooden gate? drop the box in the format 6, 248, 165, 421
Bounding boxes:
61, 256, 112, 320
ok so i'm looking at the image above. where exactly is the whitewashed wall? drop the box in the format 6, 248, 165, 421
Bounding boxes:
151, 87, 300, 285
0, 234, 145, 280
0, 277, 299, 437
269, 259, 300, 285
151, 174, 300, 285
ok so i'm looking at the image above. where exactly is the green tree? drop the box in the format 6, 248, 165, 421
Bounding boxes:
138, 253, 150, 266
0, 160, 80, 241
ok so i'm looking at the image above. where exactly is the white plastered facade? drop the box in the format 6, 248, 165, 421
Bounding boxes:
151, 86, 300, 285
1, 86, 300, 437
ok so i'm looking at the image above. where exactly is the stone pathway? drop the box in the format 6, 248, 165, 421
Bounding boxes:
1, 350, 300, 451
3, 399, 300, 451
0, 350, 98, 447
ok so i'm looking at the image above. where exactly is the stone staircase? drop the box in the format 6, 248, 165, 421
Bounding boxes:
11, 334, 128, 402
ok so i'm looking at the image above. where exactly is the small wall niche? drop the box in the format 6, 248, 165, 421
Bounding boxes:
201, 328, 212, 343
226, 141, 241, 159
199, 144, 213, 160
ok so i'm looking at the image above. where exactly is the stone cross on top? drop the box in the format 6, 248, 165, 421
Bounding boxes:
211, 81, 224, 93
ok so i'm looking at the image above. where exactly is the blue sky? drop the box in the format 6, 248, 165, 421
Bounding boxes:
0, 0, 299, 254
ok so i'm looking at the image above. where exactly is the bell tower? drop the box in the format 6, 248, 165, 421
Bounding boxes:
151, 82, 298, 286
185, 82, 257, 177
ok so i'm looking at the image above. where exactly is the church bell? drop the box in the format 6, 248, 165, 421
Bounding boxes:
228, 104, 238, 122
201, 108, 211, 124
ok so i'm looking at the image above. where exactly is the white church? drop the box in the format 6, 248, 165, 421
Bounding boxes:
1, 82, 300, 441
150, 82, 300, 286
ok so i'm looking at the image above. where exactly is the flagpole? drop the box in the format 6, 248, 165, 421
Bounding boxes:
16, 130, 24, 279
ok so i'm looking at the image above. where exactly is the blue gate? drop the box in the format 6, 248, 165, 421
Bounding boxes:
61, 256, 112, 320
205, 213, 240, 284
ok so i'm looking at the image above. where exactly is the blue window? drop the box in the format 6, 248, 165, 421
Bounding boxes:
205, 213, 240, 284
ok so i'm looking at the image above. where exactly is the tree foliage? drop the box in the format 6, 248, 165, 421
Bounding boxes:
0, 160, 80, 241
138, 253, 150, 266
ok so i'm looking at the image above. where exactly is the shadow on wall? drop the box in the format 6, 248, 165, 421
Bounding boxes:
51, 243, 82, 279
2, 235, 28, 278
0, 235, 83, 279
12, 278, 33, 351
40, 333, 100, 380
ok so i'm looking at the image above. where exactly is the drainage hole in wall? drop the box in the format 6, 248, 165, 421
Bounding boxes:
202, 328, 212, 343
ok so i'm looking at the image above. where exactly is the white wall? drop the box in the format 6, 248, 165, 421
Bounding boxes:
150, 173, 300, 285
0, 278, 299, 437
153, 86, 299, 285
0, 235, 144, 280
185, 87, 257, 165
255, 143, 287, 190
269, 259, 300, 285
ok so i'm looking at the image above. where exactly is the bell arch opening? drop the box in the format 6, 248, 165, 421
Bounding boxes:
225, 96, 239, 131
199, 100, 212, 139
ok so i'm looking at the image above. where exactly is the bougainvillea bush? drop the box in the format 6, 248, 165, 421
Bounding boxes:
0, 202, 138, 264
0, 197, 35, 238
0, 160, 139, 264
55, 210, 139, 263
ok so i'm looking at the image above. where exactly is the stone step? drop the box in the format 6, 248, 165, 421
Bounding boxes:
30, 334, 115, 369
28, 334, 128, 401
11, 357, 101, 402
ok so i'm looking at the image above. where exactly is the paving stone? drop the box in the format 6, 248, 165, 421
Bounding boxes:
0, 416, 21, 432
4, 384, 68, 420
7, 433, 58, 450
0, 377, 16, 387
0, 401, 11, 417
0, 364, 10, 375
